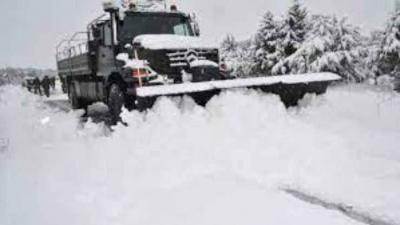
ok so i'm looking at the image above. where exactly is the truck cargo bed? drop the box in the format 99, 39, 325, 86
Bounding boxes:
57, 53, 91, 76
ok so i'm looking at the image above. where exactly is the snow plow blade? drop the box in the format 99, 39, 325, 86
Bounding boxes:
136, 72, 341, 109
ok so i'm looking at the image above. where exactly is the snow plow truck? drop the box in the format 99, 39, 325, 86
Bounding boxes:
56, 1, 340, 120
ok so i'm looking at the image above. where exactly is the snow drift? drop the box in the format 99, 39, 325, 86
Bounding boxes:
0, 84, 400, 225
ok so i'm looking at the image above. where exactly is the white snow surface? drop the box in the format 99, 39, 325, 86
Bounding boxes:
1, 84, 400, 225
133, 34, 218, 50
137, 72, 341, 97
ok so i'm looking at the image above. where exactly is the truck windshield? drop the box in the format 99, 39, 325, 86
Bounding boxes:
120, 13, 194, 43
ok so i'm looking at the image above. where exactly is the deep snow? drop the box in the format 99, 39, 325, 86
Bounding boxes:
0, 84, 399, 225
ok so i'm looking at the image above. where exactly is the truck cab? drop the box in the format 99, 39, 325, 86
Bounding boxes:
56, 3, 224, 117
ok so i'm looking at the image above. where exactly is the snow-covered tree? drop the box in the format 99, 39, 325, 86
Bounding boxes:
360, 30, 384, 79
271, 0, 309, 74
220, 36, 255, 77
221, 2, 368, 82
272, 15, 364, 81
377, 9, 400, 77
253, 12, 284, 74
282, 0, 308, 56
221, 34, 239, 53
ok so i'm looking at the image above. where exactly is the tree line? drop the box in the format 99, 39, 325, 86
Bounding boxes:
220, 0, 400, 84
0, 68, 56, 86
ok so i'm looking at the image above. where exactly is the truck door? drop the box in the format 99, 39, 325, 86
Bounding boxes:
97, 21, 117, 77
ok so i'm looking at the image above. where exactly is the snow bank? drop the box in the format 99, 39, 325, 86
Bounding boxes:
1, 84, 400, 225
134, 34, 218, 50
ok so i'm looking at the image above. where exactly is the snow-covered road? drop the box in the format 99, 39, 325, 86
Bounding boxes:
0, 84, 399, 225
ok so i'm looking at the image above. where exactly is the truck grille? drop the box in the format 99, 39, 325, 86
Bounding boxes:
166, 49, 219, 68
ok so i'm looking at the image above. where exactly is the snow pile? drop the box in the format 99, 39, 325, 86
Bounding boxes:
134, 34, 218, 50
1, 84, 400, 225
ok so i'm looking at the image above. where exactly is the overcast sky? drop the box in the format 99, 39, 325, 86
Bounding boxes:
0, 0, 394, 69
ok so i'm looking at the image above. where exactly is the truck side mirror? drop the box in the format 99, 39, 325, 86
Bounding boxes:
193, 22, 200, 36
190, 13, 200, 36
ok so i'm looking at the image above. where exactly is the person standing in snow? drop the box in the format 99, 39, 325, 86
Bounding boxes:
33, 77, 42, 95
41, 76, 51, 98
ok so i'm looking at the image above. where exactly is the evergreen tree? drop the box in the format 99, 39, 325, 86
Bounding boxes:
272, 15, 364, 81
378, 9, 400, 77
253, 12, 284, 74
282, 0, 308, 56
271, 0, 309, 75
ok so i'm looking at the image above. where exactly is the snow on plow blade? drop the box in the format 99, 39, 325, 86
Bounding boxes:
136, 72, 341, 108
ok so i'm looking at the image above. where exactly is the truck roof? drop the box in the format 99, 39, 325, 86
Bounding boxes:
123, 10, 188, 18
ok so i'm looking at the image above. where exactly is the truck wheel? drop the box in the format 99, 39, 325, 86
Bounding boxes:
108, 83, 124, 123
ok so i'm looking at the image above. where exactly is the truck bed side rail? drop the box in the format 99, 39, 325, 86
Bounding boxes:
56, 32, 92, 76
56, 32, 88, 61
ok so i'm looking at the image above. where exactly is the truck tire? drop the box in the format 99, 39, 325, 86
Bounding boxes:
108, 83, 124, 123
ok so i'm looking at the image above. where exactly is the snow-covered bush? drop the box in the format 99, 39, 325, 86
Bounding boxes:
221, 34, 238, 53
377, 9, 400, 77
360, 30, 384, 79
220, 35, 255, 77
376, 74, 395, 90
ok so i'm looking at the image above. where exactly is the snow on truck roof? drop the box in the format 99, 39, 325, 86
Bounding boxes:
119, 1, 188, 16
125, 9, 184, 13
133, 35, 219, 50
103, 0, 174, 13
